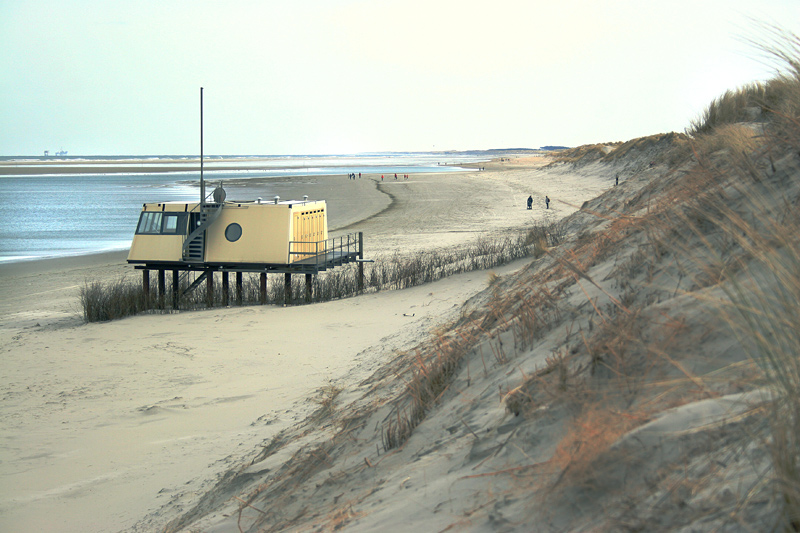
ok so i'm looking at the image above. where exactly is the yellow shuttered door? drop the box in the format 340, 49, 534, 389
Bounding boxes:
292, 209, 325, 262
292, 211, 305, 261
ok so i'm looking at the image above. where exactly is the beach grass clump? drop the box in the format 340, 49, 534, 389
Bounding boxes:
600, 131, 691, 166
367, 233, 531, 293
551, 143, 621, 165
686, 83, 772, 136
549, 403, 645, 487
688, 28, 800, 141
79, 277, 153, 322
310, 384, 343, 423
382, 329, 478, 451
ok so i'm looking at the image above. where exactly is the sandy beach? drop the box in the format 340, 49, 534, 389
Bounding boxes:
0, 158, 609, 532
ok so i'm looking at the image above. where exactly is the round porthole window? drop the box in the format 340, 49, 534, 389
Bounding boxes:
225, 223, 242, 242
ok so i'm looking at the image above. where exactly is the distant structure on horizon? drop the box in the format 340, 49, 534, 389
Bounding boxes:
540, 146, 570, 151
44, 149, 68, 156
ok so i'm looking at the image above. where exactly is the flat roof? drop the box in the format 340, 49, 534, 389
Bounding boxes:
143, 198, 325, 206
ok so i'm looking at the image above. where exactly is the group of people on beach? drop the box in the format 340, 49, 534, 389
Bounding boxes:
380, 173, 410, 181
348, 173, 361, 180
527, 195, 550, 210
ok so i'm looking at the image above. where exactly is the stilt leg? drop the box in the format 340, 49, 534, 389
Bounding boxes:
305, 273, 312, 303
284, 272, 292, 305
260, 272, 267, 304
206, 271, 214, 307
172, 270, 180, 309
158, 269, 166, 309
142, 269, 150, 303
236, 272, 243, 306
222, 271, 229, 307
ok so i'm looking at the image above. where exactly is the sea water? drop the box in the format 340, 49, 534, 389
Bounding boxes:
0, 153, 482, 263
0, 173, 199, 262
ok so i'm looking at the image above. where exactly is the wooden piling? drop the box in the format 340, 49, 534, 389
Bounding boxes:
172, 270, 180, 309
206, 271, 214, 307
260, 272, 267, 304
157, 269, 166, 309
305, 273, 313, 303
222, 271, 229, 307
236, 272, 243, 306
142, 269, 150, 300
284, 272, 292, 305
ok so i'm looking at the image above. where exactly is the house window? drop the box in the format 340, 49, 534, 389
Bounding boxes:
137, 212, 162, 234
136, 212, 187, 235
225, 223, 242, 242
162, 213, 187, 234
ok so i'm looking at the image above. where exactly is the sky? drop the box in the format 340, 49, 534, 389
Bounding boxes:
1, 0, 800, 156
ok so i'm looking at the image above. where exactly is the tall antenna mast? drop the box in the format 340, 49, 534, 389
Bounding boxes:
200, 87, 205, 207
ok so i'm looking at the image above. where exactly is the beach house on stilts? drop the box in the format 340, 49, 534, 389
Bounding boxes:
127, 88, 365, 307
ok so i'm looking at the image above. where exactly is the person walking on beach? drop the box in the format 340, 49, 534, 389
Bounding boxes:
527, 195, 533, 210
545, 196, 550, 209
615, 174, 619, 186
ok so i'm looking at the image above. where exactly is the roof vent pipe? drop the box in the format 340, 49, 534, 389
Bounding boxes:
303, 195, 308, 202
257, 197, 262, 204
274, 196, 280, 204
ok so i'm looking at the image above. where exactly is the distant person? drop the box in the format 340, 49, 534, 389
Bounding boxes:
359, 172, 361, 179
615, 174, 619, 186
527, 195, 533, 210
394, 173, 398, 180
381, 175, 384, 181
545, 196, 550, 209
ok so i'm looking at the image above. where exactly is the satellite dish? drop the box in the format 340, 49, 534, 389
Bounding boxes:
213, 185, 226, 203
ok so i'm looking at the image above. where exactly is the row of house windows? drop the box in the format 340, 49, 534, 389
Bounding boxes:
136, 212, 188, 235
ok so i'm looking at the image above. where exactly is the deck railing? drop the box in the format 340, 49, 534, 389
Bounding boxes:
288, 232, 362, 270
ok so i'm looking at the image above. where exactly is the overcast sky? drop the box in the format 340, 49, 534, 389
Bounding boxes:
2, 0, 799, 156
